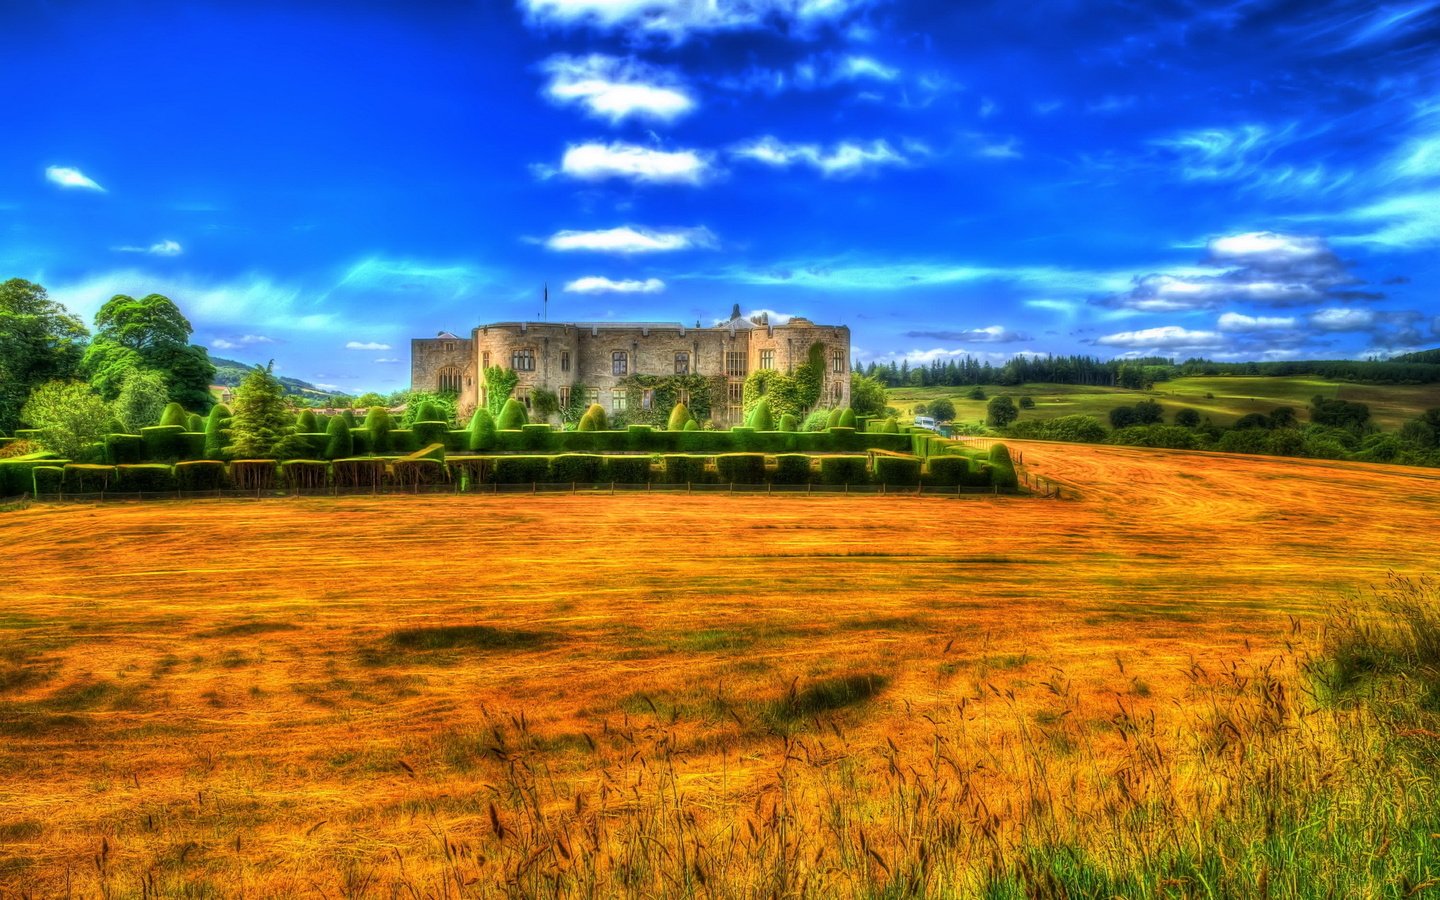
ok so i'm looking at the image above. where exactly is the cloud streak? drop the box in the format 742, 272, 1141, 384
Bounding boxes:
563, 276, 666, 294
545, 225, 717, 254
730, 136, 911, 177
540, 54, 695, 124
558, 142, 713, 185
45, 165, 105, 191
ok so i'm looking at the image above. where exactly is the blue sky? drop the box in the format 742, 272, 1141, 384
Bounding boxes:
2, 0, 1437, 393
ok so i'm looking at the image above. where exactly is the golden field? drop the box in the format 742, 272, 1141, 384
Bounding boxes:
2, 443, 1440, 897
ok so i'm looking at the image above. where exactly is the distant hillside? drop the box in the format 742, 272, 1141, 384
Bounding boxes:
210, 356, 335, 398
1392, 348, 1440, 365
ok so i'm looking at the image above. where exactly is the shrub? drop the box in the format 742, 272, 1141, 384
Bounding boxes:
1109, 424, 1202, 450
683, 419, 699, 432
32, 465, 65, 494
667, 403, 691, 431
716, 453, 766, 484
1007, 415, 1107, 443
181, 431, 206, 459
986, 396, 1019, 428
874, 455, 922, 486
333, 457, 386, 489
625, 424, 656, 451
229, 460, 277, 491
663, 454, 709, 484
819, 455, 869, 485
1017, 396, 1035, 410
116, 463, 177, 493
391, 458, 446, 488
281, 460, 329, 492
105, 433, 144, 464
827, 426, 859, 451
185, 413, 204, 432
467, 409, 497, 451
63, 463, 118, 492
364, 407, 393, 453
578, 411, 599, 432
925, 455, 970, 486
838, 408, 857, 429
295, 409, 319, 433
1218, 428, 1274, 455
551, 453, 604, 483
350, 427, 372, 455
492, 455, 551, 484
928, 398, 957, 422
324, 415, 353, 459
387, 429, 419, 454
0, 458, 68, 497
410, 400, 441, 425
586, 403, 608, 431
497, 398, 528, 431
826, 408, 844, 428
747, 399, 775, 431
603, 455, 652, 484
987, 443, 1019, 489
730, 426, 759, 451
1174, 408, 1202, 428
517, 423, 553, 451
204, 404, 230, 459
778, 413, 798, 432
141, 425, 186, 461
773, 454, 813, 485
174, 460, 225, 491
966, 386, 987, 400
158, 402, 189, 428
412, 420, 449, 449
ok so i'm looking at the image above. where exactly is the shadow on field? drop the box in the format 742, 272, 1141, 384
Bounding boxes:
361, 624, 558, 666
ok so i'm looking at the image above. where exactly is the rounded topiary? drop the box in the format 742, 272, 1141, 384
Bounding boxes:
683, 419, 700, 432
186, 413, 205, 432
838, 408, 857, 429
667, 403, 691, 432
203, 403, 230, 460
324, 415, 353, 459
412, 400, 441, 424
826, 407, 844, 428
496, 398, 528, 431
296, 409, 319, 433
585, 403, 608, 431
747, 399, 775, 431
467, 409, 497, 451
341, 410, 357, 427
158, 402, 189, 428
778, 413, 798, 433
577, 410, 598, 432
364, 407, 392, 453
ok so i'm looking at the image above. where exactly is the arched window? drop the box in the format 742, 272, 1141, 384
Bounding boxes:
831, 381, 843, 405
437, 367, 463, 393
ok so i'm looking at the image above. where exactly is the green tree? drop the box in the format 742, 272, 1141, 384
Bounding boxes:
849, 372, 888, 418
20, 381, 111, 457
0, 279, 90, 434
667, 402, 692, 431
355, 392, 386, 408
225, 363, 308, 459
966, 386, 987, 401
1018, 395, 1036, 410
1174, 408, 1202, 428
111, 369, 170, 433
928, 398, 957, 422
986, 395, 1019, 428
81, 293, 214, 408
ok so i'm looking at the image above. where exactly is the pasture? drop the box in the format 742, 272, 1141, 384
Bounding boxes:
891, 375, 1440, 428
2, 444, 1439, 896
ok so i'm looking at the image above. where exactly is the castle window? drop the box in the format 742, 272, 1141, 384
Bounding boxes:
611, 390, 628, 413
559, 386, 570, 408
517, 390, 532, 410
612, 351, 628, 376
728, 382, 743, 404
482, 351, 490, 369
678, 389, 690, 406
642, 389, 654, 411
831, 349, 845, 374
759, 349, 775, 370
443, 341, 455, 353
586, 387, 600, 405
561, 351, 571, 373
725, 351, 746, 378
674, 351, 690, 375
512, 348, 535, 371
436, 367, 462, 393
831, 382, 844, 405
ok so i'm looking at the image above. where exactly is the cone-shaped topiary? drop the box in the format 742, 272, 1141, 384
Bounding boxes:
467, 408, 497, 451
203, 403, 230, 459
364, 406, 392, 454
577, 410, 598, 432
882, 417, 900, 434
296, 409, 319, 433
496, 398, 528, 430
683, 418, 700, 431
826, 407, 844, 428
667, 402, 691, 432
747, 398, 775, 431
324, 415, 353, 459
838, 408, 857, 428
412, 400, 441, 424
186, 413, 205, 432
584, 403, 608, 431
158, 402, 188, 428
778, 413, 798, 432
341, 410, 356, 428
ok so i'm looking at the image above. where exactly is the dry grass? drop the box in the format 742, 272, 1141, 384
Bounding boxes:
1, 443, 1439, 896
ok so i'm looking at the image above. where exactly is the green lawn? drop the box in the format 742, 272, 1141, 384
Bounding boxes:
888, 376, 1440, 429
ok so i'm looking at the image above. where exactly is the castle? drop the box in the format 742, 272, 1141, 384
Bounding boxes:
410, 306, 851, 426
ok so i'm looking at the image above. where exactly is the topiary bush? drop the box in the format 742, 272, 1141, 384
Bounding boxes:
683, 419, 699, 432
467, 409, 497, 451
411, 400, 441, 424
105, 433, 144, 465
387, 429, 419, 454
391, 458, 446, 488
819, 455, 869, 485
281, 460, 329, 492
364, 407, 392, 454
204, 404, 231, 459
925, 456, 970, 487
987, 443, 1019, 490
116, 463, 177, 493
730, 426, 759, 452
625, 424, 656, 451
64, 463, 118, 492
181, 431, 206, 459
773, 454, 813, 485
838, 408, 857, 429
874, 455, 922, 486
158, 402, 189, 429
716, 452, 766, 484
663, 454, 709, 484
296, 409, 319, 433
747, 399, 775, 431
521, 422, 555, 451
550, 453, 604, 484
140, 425, 186, 461
602, 455, 652, 484
778, 413, 798, 433
32, 465, 65, 495
350, 427, 373, 455
186, 413, 205, 432
412, 421, 449, 449
324, 416, 353, 459
174, 460, 225, 491
667, 403, 691, 431
334, 457, 386, 489
496, 398, 529, 431
493, 455, 551, 484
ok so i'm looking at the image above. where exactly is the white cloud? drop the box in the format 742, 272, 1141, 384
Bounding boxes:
540, 54, 695, 124
905, 326, 1032, 343
730, 136, 909, 177
715, 260, 1133, 294
42, 270, 339, 333
518, 0, 870, 41
559, 142, 712, 184
1309, 308, 1376, 331
346, 341, 392, 350
1094, 326, 1227, 351
835, 55, 898, 81
211, 334, 277, 351
1324, 191, 1440, 250
1217, 312, 1298, 332
545, 225, 717, 254
45, 165, 105, 192
374, 357, 401, 364
564, 276, 666, 294
116, 239, 183, 256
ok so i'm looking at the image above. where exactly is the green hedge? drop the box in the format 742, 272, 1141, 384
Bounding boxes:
716, 453, 766, 484
13, 429, 42, 443
64, 464, 118, 492
174, 460, 226, 491
181, 431, 206, 459
819, 455, 870, 485
988, 443, 1019, 490
387, 429, 419, 454
550, 453, 603, 484
0, 457, 67, 496
116, 464, 177, 493
282, 460, 329, 491
33, 466, 65, 494
325, 418, 354, 459
392, 458, 447, 487
603, 456, 652, 484
773, 454, 813, 485
141, 425, 186, 461
230, 460, 277, 491
874, 455, 922, 486
662, 454, 709, 484
334, 457, 386, 488
492, 455, 551, 485
521, 423, 556, 451
447, 456, 490, 489
924, 456, 970, 487
350, 427, 372, 455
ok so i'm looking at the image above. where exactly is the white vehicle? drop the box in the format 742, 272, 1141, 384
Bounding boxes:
914, 415, 937, 430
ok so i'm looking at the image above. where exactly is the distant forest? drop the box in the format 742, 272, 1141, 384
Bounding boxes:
859, 349, 1440, 389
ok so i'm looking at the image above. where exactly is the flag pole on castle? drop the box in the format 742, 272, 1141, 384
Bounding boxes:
543, 282, 548, 322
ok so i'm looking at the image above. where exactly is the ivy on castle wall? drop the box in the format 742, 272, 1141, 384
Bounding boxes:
483, 366, 518, 417
615, 374, 724, 427
742, 342, 827, 420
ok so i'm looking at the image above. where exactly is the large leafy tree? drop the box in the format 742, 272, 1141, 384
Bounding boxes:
0, 279, 90, 434
112, 369, 171, 433
20, 381, 111, 457
225, 363, 309, 460
82, 293, 214, 409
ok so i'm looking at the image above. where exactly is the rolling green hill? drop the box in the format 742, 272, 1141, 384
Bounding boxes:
210, 356, 336, 399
